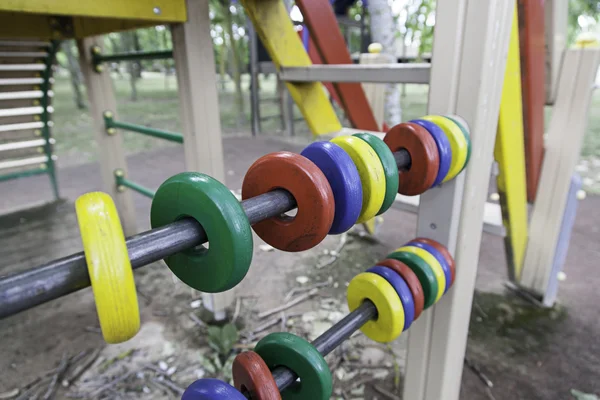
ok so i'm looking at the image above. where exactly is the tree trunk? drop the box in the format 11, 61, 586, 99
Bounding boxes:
61, 40, 86, 109
121, 32, 138, 101
369, 0, 402, 125
219, 30, 229, 91
222, 1, 245, 126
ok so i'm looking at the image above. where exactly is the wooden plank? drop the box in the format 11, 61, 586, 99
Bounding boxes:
77, 37, 136, 235
404, 0, 514, 399
494, 4, 529, 281
359, 53, 388, 129
545, 0, 568, 104
239, 0, 342, 135
521, 49, 600, 295
171, 0, 232, 319
294, 0, 379, 131
518, 0, 546, 202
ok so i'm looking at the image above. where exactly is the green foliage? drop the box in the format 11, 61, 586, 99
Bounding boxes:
568, 0, 600, 44
207, 323, 239, 357
401, 0, 436, 57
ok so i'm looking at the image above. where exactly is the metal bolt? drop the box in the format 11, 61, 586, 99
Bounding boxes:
104, 111, 113, 119
33, 100, 40, 106
153, 6, 162, 15
91, 46, 101, 55
34, 130, 41, 136
430, 223, 437, 230
95, 65, 104, 73
34, 116, 40, 121
37, 147, 44, 154
117, 185, 126, 193
40, 164, 47, 170
107, 128, 116, 135
114, 169, 125, 178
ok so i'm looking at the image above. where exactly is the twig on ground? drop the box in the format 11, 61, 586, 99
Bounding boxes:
42, 352, 69, 400
348, 376, 377, 390
283, 278, 332, 302
188, 313, 206, 328
242, 312, 303, 340
152, 378, 185, 396
87, 369, 137, 398
317, 233, 348, 269
474, 301, 489, 319
373, 384, 401, 400
258, 289, 318, 319
62, 349, 102, 387
231, 298, 242, 324
280, 312, 286, 331
15, 377, 52, 400
0, 389, 19, 399
136, 288, 152, 305
464, 357, 493, 388
485, 387, 498, 400
84, 326, 102, 334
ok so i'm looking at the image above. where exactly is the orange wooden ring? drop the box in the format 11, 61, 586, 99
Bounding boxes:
242, 151, 335, 252
377, 258, 425, 320
383, 122, 440, 196
233, 351, 281, 400
413, 237, 456, 286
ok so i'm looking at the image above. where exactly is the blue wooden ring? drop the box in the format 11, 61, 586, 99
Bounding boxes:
367, 265, 415, 331
301, 141, 363, 234
182, 378, 246, 399
409, 119, 452, 187
407, 241, 452, 293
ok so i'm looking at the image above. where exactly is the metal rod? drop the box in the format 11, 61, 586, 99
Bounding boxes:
115, 175, 156, 199
95, 50, 173, 63
105, 116, 184, 143
0, 152, 410, 319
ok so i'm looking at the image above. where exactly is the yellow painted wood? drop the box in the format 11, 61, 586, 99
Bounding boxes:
76, 192, 140, 344
396, 246, 445, 303
331, 136, 385, 224
423, 115, 468, 181
240, 0, 342, 135
347, 272, 404, 343
494, 3, 528, 281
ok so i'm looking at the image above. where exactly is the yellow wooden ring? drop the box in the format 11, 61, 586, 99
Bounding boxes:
331, 136, 385, 224
346, 272, 404, 343
395, 246, 445, 303
76, 192, 140, 344
422, 115, 468, 181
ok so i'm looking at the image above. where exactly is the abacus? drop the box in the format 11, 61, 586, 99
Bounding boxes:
0, 115, 470, 398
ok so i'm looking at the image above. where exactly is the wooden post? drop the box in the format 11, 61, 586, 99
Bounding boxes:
77, 38, 136, 236
545, 0, 568, 105
171, 0, 232, 319
403, 0, 513, 399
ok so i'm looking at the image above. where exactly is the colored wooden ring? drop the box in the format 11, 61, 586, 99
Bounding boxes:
367, 266, 415, 331
242, 152, 335, 251
232, 351, 281, 400
407, 240, 452, 293
409, 119, 452, 186
383, 122, 440, 196
376, 258, 425, 320
445, 115, 472, 172
395, 246, 445, 303
387, 251, 438, 309
331, 136, 386, 223
182, 378, 246, 400
413, 237, 456, 286
151, 172, 253, 292
346, 272, 404, 342
255, 332, 332, 400
422, 115, 468, 181
75, 192, 140, 344
300, 141, 362, 234
352, 133, 399, 215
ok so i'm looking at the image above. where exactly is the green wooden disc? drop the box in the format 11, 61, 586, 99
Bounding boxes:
387, 251, 438, 309
255, 332, 332, 400
445, 116, 471, 172
353, 133, 399, 215
150, 172, 253, 293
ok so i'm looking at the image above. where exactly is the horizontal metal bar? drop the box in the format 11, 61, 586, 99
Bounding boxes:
0, 106, 53, 118
0, 167, 48, 182
0, 138, 52, 152
0, 121, 45, 132
95, 50, 173, 64
0, 155, 48, 170
116, 176, 156, 199
279, 63, 431, 84
0, 51, 48, 58
0, 91, 52, 101
107, 119, 183, 143
0, 78, 45, 85
0, 41, 50, 47
0, 64, 46, 71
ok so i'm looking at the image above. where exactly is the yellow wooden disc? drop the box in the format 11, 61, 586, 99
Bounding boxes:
423, 115, 468, 181
76, 192, 140, 344
346, 272, 404, 343
331, 136, 385, 224
395, 246, 445, 303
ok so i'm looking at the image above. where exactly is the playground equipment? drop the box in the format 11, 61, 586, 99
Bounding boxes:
0, 40, 59, 200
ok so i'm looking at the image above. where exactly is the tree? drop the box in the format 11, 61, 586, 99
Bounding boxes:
120, 31, 140, 101
568, 0, 600, 44
59, 41, 86, 110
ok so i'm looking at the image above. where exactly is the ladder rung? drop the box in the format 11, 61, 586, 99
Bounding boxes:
0, 64, 46, 71
0, 106, 53, 117
0, 91, 52, 101
0, 121, 45, 132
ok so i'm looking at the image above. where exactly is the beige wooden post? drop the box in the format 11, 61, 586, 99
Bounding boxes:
77, 38, 137, 236
171, 0, 232, 319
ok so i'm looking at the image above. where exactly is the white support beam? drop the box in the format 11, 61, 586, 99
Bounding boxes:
279, 63, 431, 84
77, 37, 137, 236
545, 0, 568, 105
171, 0, 232, 319
403, 1, 513, 400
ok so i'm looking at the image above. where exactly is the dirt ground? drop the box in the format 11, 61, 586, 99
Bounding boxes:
0, 136, 599, 399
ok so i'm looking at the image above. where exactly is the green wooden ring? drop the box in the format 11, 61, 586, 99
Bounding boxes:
150, 172, 253, 293
353, 133, 399, 215
255, 332, 332, 400
445, 116, 471, 172
387, 251, 438, 309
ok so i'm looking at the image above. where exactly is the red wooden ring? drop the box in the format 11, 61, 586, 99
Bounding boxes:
412, 238, 456, 286
383, 122, 440, 196
242, 151, 335, 252
233, 351, 281, 400
377, 258, 425, 320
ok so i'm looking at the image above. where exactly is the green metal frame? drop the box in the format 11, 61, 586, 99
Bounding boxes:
0, 40, 60, 200
114, 169, 155, 199
103, 111, 184, 143
91, 45, 173, 72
